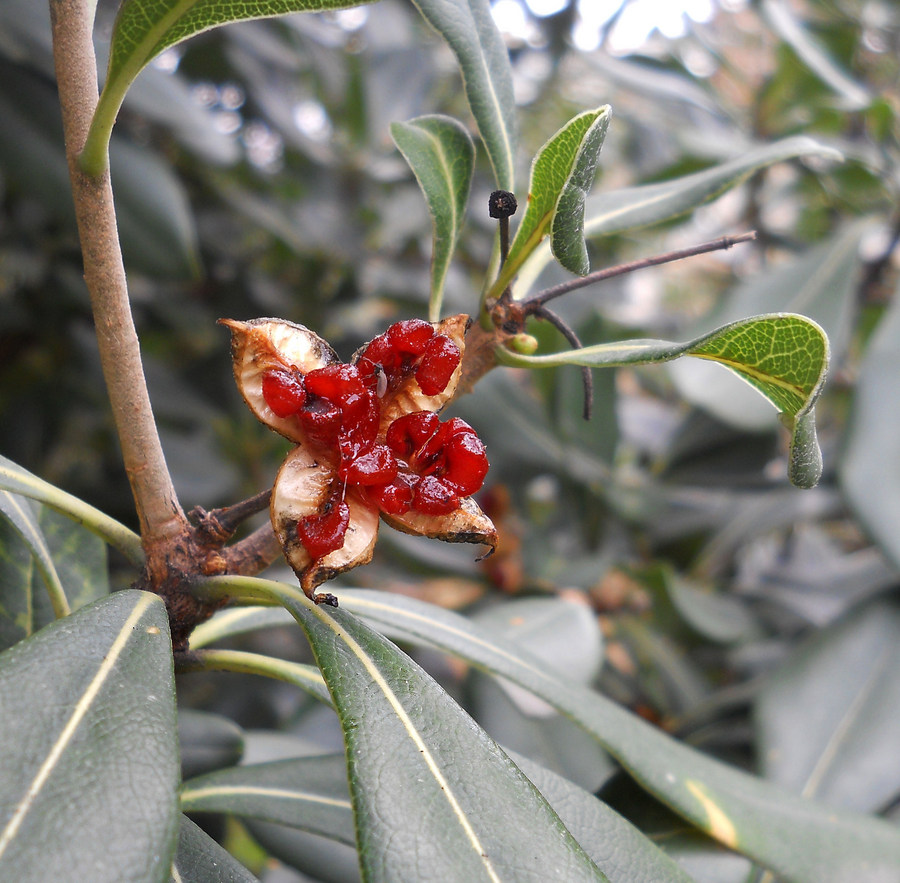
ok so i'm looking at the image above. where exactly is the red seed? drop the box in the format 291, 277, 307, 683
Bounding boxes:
339, 444, 399, 486
415, 335, 460, 396
261, 368, 306, 417
337, 389, 380, 462
357, 334, 397, 388
297, 398, 343, 448
305, 364, 366, 404
413, 475, 459, 515
297, 498, 350, 560
442, 431, 488, 495
368, 472, 417, 515
387, 319, 434, 356
385, 411, 442, 459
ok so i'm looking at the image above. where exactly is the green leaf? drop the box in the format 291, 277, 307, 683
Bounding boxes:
669, 223, 866, 432
550, 110, 612, 276
83, 0, 375, 175
390, 115, 475, 322
660, 568, 760, 645
756, 601, 900, 814
410, 0, 517, 191
0, 512, 36, 652
468, 598, 611, 792
0, 591, 179, 882
181, 754, 355, 845
204, 578, 607, 881
172, 815, 259, 883
178, 709, 245, 781
493, 106, 611, 297
188, 606, 294, 646
841, 278, 900, 570
0, 454, 144, 566
497, 313, 829, 489
31, 506, 109, 617
300, 601, 606, 880
330, 588, 900, 883
512, 136, 843, 298
0, 493, 69, 621
509, 751, 695, 883
0, 501, 110, 651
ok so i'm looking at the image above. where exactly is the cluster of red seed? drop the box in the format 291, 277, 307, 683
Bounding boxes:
260, 319, 488, 560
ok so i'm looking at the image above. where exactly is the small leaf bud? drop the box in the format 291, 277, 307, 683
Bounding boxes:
508, 333, 539, 355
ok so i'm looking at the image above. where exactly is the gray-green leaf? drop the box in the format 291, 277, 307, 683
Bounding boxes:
762, 0, 871, 109
181, 754, 355, 845
391, 115, 474, 321
494, 106, 611, 296
0, 591, 178, 882
335, 588, 900, 883
0, 493, 68, 622
410, 0, 517, 191
284, 588, 607, 881
841, 275, 900, 570
756, 601, 900, 814
172, 815, 259, 883
83, 0, 375, 174
0, 454, 143, 566
497, 312, 829, 489
513, 136, 842, 298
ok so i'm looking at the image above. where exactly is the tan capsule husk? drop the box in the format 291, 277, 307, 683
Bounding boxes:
219, 317, 338, 442
352, 314, 470, 428
272, 446, 379, 593
381, 495, 498, 557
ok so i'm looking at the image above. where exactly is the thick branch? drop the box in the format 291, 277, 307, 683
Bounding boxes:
49, 0, 187, 570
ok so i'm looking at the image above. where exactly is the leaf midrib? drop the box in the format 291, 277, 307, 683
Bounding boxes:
182, 783, 352, 811
310, 602, 504, 883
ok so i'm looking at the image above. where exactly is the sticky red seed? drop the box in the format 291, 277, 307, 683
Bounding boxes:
413, 475, 459, 515
297, 398, 343, 448
385, 411, 442, 459
368, 472, 417, 515
339, 444, 398, 486
387, 319, 434, 356
305, 364, 365, 404
297, 497, 350, 560
338, 389, 380, 462
442, 431, 489, 495
357, 335, 397, 388
415, 335, 460, 396
262, 368, 306, 417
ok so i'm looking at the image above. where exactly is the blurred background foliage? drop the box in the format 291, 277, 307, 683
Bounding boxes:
1, 0, 899, 878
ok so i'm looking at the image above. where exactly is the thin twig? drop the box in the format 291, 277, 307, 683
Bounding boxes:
523, 231, 758, 309
531, 305, 594, 420
189, 489, 272, 542
49, 0, 187, 573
